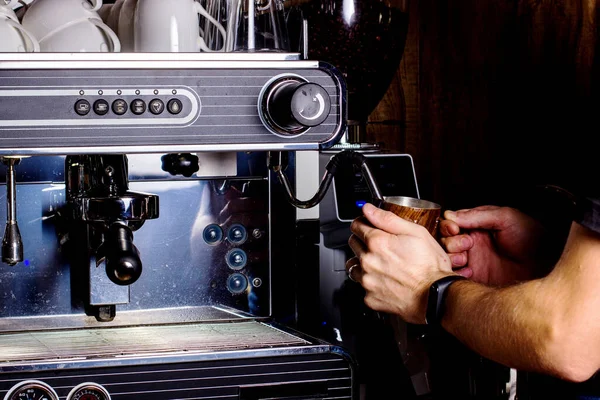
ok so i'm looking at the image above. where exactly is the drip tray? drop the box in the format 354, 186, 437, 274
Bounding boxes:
0, 321, 311, 365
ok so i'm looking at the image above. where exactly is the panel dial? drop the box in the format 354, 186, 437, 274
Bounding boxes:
66, 383, 111, 400
3, 380, 58, 400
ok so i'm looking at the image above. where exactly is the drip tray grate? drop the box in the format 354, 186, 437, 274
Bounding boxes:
0, 321, 310, 364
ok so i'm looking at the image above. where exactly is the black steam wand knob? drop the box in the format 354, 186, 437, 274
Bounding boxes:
104, 222, 142, 286
161, 153, 199, 177
2, 157, 23, 266
260, 78, 332, 136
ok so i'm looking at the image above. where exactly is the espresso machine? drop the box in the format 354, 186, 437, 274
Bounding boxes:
0, 51, 358, 400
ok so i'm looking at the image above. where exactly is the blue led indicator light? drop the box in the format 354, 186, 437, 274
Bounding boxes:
356, 200, 367, 208
24, 259, 30, 267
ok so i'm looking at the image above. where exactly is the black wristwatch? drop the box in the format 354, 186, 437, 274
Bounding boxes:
425, 275, 467, 327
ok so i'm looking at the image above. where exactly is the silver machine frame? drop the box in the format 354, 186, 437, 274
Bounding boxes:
0, 53, 356, 400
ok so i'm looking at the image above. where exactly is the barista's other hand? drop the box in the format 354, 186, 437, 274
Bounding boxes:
346, 203, 455, 324
440, 206, 545, 286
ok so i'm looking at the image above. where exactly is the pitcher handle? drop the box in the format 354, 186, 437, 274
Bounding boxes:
4, 18, 40, 52
88, 17, 121, 52
194, 1, 227, 52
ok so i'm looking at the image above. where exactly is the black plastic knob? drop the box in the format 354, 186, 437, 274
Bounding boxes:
2, 223, 22, 266
260, 78, 331, 136
161, 153, 199, 177
104, 223, 142, 286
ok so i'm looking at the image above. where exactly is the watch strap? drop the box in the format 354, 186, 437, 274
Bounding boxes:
425, 275, 466, 327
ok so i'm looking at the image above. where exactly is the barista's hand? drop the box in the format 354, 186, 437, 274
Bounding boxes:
440, 206, 545, 286
346, 203, 456, 324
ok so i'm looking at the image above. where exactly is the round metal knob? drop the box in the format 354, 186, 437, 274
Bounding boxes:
259, 76, 331, 137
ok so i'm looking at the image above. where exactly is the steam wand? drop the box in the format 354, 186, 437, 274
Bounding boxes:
1, 157, 23, 265
268, 150, 383, 209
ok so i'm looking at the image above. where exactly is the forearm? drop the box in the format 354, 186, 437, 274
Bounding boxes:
441, 223, 600, 382
441, 279, 560, 376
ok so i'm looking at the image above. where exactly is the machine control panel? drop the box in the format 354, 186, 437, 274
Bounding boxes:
2, 87, 197, 126
74, 97, 184, 117
73, 90, 187, 117
0, 56, 347, 155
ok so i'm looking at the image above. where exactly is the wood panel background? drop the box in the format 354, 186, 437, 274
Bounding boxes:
368, 0, 599, 212
364, 1, 599, 395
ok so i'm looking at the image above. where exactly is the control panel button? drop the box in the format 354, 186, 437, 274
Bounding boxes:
112, 99, 128, 115
74, 99, 91, 116
93, 99, 109, 116
203, 224, 223, 245
149, 99, 165, 115
227, 224, 247, 245
131, 99, 146, 115
167, 98, 183, 114
227, 273, 249, 294
226, 248, 248, 270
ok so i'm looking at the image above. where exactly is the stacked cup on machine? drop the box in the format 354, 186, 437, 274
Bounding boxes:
2, 0, 292, 53
0, 0, 39, 52
104, 0, 289, 53
133, 0, 227, 52
21, 0, 120, 52
104, 0, 227, 52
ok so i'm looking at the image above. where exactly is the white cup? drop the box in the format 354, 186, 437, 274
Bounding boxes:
22, 0, 104, 42
37, 17, 120, 52
134, 0, 226, 52
0, 1, 40, 52
0, 0, 20, 21
0, 17, 41, 52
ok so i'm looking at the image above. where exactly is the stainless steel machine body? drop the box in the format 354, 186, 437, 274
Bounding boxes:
0, 53, 355, 400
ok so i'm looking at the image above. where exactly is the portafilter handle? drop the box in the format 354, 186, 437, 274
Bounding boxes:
103, 222, 142, 286
64, 155, 158, 286
2, 157, 23, 266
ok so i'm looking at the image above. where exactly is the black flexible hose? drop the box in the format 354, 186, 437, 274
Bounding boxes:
271, 150, 383, 209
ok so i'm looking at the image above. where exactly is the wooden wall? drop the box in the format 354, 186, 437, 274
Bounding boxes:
368, 0, 599, 211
